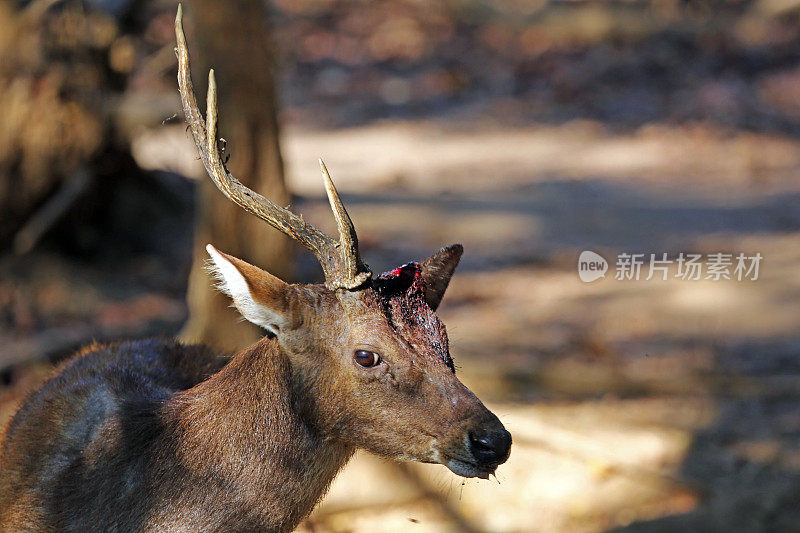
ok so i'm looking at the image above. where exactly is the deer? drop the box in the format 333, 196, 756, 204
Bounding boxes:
0, 6, 511, 532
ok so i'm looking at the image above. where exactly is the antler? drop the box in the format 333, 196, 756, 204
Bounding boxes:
174, 5, 371, 290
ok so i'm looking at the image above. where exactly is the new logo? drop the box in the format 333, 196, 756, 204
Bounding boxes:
578, 251, 608, 283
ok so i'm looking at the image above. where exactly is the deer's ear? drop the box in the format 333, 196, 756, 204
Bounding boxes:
206, 244, 290, 334
419, 244, 463, 311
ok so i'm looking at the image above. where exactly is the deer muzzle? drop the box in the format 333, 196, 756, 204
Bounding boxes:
439, 417, 511, 479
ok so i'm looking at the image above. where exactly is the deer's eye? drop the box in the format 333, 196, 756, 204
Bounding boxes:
354, 349, 381, 367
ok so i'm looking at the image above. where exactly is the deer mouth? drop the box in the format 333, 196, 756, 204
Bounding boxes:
443, 457, 496, 479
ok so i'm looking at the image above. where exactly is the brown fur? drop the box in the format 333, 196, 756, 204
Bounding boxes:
0, 247, 510, 532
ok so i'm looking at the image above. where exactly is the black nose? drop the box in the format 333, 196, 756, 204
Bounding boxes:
468, 428, 511, 466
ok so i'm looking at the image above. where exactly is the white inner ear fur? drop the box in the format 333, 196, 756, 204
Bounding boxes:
205, 244, 285, 334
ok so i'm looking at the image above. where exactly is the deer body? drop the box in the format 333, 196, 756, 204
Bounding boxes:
0, 6, 511, 531
0, 337, 353, 532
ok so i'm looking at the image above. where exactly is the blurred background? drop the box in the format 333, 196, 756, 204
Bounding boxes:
2, 0, 800, 531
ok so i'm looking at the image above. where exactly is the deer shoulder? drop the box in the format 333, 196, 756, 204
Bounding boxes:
0, 340, 228, 531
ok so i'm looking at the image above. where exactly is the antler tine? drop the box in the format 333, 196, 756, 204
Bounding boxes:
175, 5, 206, 155
175, 5, 370, 290
319, 159, 371, 288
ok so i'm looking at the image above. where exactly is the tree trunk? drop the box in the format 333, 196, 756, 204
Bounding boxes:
179, 0, 292, 351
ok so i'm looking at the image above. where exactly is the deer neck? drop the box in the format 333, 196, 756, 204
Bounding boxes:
162, 337, 354, 530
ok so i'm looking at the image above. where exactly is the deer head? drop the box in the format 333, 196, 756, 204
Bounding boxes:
175, 6, 510, 479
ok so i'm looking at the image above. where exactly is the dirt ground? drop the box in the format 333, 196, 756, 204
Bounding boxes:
4, 117, 800, 532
